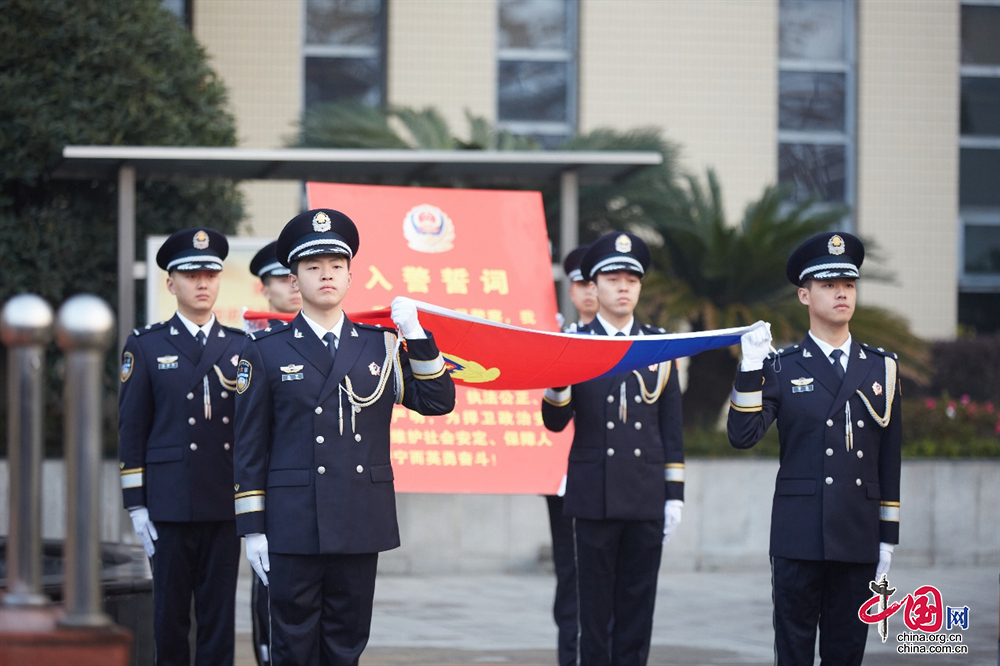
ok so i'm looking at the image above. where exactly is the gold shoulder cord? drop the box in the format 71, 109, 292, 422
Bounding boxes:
338, 332, 403, 435
632, 361, 672, 404
213, 365, 239, 392
855, 357, 897, 428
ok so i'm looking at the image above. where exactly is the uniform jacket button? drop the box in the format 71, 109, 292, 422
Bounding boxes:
634, 422, 642, 430
633, 448, 641, 457
826, 419, 834, 427
607, 395, 614, 403
317, 466, 326, 474
220, 391, 229, 398
606, 448, 615, 456
355, 434, 362, 442
634, 395, 641, 403
315, 406, 323, 415
224, 443, 230, 451
316, 435, 325, 444
857, 420, 865, 428
356, 465, 364, 473
825, 476, 833, 485
826, 448, 833, 456
857, 450, 864, 459
187, 392, 194, 400
188, 417, 196, 425
190, 443, 197, 451
222, 416, 230, 424
856, 478, 863, 486
606, 421, 614, 430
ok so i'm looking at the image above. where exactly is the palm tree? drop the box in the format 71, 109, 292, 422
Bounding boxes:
635, 169, 929, 427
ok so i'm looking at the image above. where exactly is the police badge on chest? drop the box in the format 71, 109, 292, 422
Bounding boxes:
157, 355, 179, 370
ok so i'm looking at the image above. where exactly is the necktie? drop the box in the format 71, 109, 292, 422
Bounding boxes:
615, 331, 626, 337
830, 349, 846, 380
323, 332, 338, 361
196, 330, 207, 347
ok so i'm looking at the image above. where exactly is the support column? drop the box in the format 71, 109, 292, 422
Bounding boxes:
117, 164, 135, 355
559, 170, 579, 324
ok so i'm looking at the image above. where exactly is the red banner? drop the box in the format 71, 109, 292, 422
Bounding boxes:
307, 182, 572, 494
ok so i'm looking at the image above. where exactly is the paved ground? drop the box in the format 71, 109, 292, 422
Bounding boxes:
234, 558, 998, 665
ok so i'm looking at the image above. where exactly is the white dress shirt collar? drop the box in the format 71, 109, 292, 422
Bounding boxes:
809, 330, 852, 368
301, 310, 345, 346
175, 311, 215, 340
595, 312, 635, 337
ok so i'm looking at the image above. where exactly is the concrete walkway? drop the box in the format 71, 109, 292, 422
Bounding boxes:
234, 557, 998, 665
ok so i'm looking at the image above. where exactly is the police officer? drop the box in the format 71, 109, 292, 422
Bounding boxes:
233, 209, 456, 666
727, 231, 901, 666
119, 227, 244, 666
546, 243, 598, 666
247, 240, 302, 335
542, 232, 685, 666
246, 240, 303, 666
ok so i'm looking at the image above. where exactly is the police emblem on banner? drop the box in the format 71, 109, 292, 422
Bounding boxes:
236, 359, 252, 393
121, 352, 134, 383
443, 354, 500, 384
403, 204, 456, 253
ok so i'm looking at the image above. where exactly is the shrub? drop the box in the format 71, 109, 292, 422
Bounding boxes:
902, 394, 1000, 458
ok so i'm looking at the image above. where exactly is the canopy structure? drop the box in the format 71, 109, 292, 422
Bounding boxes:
54, 145, 662, 350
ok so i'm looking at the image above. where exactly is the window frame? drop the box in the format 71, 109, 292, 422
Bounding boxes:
496, 0, 579, 143
959, 0, 1000, 292
777, 0, 857, 224
301, 0, 388, 111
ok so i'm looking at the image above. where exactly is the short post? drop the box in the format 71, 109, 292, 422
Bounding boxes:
55, 294, 115, 628
0, 294, 54, 607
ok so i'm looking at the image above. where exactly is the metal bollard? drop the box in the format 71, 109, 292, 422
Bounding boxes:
1, 294, 54, 607
55, 294, 115, 628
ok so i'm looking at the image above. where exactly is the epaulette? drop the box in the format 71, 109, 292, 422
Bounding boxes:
223, 324, 247, 336
767, 344, 803, 360
860, 342, 899, 360
247, 323, 290, 342
353, 322, 390, 333
131, 321, 168, 336
641, 324, 668, 335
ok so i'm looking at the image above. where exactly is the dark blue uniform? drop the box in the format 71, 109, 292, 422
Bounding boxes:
233, 312, 455, 664
542, 320, 684, 666
727, 335, 902, 665
119, 314, 244, 665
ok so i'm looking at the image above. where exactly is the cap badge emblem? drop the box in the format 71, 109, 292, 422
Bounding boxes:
193, 230, 210, 249
872, 381, 883, 396
615, 234, 632, 253
312, 211, 332, 232
827, 235, 845, 255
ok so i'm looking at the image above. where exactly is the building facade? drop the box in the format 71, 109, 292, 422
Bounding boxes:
170, 0, 999, 339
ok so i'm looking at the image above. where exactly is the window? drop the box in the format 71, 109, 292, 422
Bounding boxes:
777, 0, 856, 210
959, 1, 1000, 330
304, 0, 385, 110
497, 0, 578, 147
160, 0, 191, 28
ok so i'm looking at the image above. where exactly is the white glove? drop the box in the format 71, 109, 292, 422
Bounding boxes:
391, 297, 426, 340
246, 533, 270, 586
740, 322, 773, 371
663, 500, 683, 544
876, 542, 894, 578
129, 507, 158, 558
